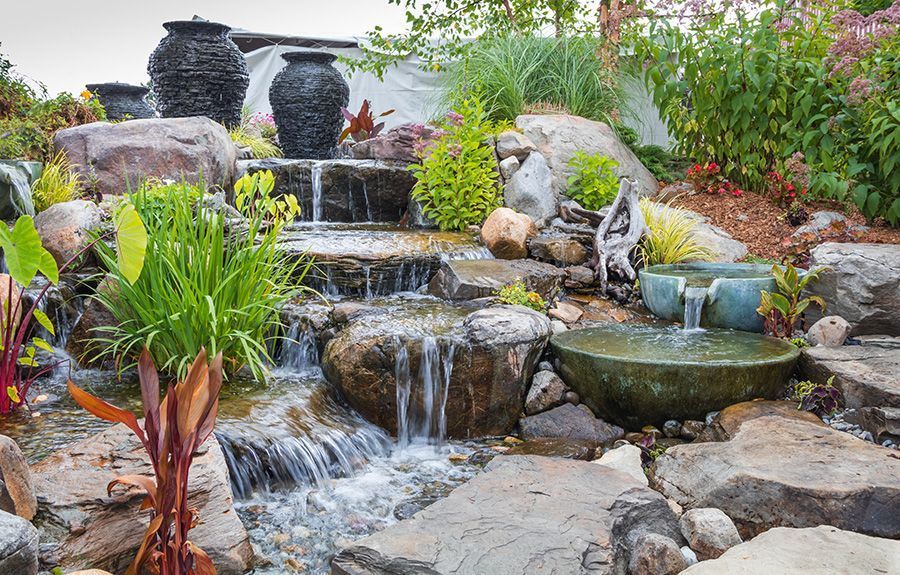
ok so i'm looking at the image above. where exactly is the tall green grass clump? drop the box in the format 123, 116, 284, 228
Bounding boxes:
93, 176, 307, 380
443, 35, 622, 124
30, 152, 83, 211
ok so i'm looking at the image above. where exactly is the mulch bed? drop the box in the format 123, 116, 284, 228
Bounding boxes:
672, 190, 900, 262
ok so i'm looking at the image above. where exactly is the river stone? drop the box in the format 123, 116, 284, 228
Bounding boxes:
428, 258, 566, 301
503, 151, 557, 226
524, 370, 567, 415
480, 207, 537, 259
322, 305, 551, 439
496, 130, 536, 161
0, 509, 38, 575
549, 301, 584, 323
31, 424, 252, 574
331, 455, 683, 575
628, 532, 688, 575
696, 400, 824, 443
520, 403, 624, 444
804, 243, 899, 335
679, 508, 742, 560
33, 200, 102, 268
650, 415, 900, 538
53, 117, 237, 196
806, 315, 852, 347
681, 526, 900, 575
515, 114, 658, 197
528, 234, 589, 265
239, 158, 415, 223
504, 437, 598, 460
0, 435, 36, 520
498, 155, 520, 180
799, 338, 900, 409
594, 444, 646, 486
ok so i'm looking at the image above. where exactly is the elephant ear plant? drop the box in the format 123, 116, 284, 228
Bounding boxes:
69, 348, 222, 575
0, 205, 146, 414
757, 263, 827, 339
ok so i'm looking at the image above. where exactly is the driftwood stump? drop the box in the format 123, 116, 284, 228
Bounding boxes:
586, 178, 649, 291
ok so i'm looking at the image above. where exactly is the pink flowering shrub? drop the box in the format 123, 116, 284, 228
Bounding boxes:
686, 163, 743, 197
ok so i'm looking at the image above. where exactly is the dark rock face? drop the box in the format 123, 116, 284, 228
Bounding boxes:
0, 510, 38, 575
239, 158, 414, 222
520, 403, 624, 444
428, 258, 567, 301
331, 455, 684, 575
85, 83, 155, 120
148, 20, 248, 127
270, 52, 349, 159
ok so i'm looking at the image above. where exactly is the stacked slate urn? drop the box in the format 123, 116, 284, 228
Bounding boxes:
148, 20, 248, 127
85, 83, 156, 121
269, 51, 350, 159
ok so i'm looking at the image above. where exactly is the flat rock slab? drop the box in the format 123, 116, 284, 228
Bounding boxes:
800, 338, 900, 409
332, 455, 683, 575
504, 437, 598, 460
682, 526, 900, 574
31, 424, 252, 574
651, 415, 900, 539
697, 400, 824, 442
428, 258, 566, 301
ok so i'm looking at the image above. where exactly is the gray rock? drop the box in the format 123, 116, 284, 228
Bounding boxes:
428, 258, 566, 301
54, 117, 237, 197
807, 315, 852, 347
525, 370, 567, 415
520, 403, 624, 444
800, 338, 900, 408
496, 130, 536, 161
551, 320, 569, 335
498, 155, 520, 180
0, 435, 36, 520
663, 420, 681, 438
690, 222, 748, 263
33, 200, 102, 269
594, 444, 647, 486
805, 243, 900, 335
679, 508, 742, 560
628, 533, 689, 575
528, 234, 589, 265
503, 151, 557, 226
332, 455, 682, 575
515, 114, 658, 197
65, 298, 119, 369
538, 360, 554, 372
565, 390, 580, 404
564, 265, 598, 290
0, 509, 38, 575
681, 526, 900, 575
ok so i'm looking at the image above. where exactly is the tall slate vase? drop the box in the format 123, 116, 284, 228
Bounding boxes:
148, 20, 248, 127
269, 52, 350, 159
85, 83, 156, 121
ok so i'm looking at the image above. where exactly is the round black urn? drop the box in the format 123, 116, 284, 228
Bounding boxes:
85, 83, 156, 121
147, 20, 248, 127
269, 51, 350, 159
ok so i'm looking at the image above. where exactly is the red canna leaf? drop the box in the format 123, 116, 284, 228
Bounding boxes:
68, 379, 146, 443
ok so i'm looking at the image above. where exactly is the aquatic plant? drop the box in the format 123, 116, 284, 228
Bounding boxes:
565, 151, 620, 211
68, 348, 222, 575
339, 99, 395, 143
234, 169, 300, 226
791, 376, 844, 417
495, 281, 545, 312
92, 177, 308, 380
757, 263, 827, 338
30, 152, 83, 211
638, 198, 713, 266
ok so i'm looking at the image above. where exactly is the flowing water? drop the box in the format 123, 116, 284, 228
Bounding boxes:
682, 286, 708, 331
311, 162, 324, 222
394, 336, 456, 449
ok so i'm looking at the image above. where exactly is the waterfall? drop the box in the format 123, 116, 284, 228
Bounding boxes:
362, 181, 372, 222
278, 320, 319, 372
0, 163, 36, 217
394, 336, 455, 449
683, 286, 707, 331
311, 162, 324, 222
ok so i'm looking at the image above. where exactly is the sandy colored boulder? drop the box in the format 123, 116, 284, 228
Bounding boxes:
0, 435, 36, 520
33, 200, 101, 268
679, 508, 742, 560
480, 207, 537, 259
806, 315, 851, 347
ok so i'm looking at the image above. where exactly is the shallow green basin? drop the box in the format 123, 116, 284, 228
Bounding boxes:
551, 324, 800, 429
639, 263, 778, 332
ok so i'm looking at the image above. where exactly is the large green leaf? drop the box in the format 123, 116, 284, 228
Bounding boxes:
0, 216, 55, 287
115, 203, 147, 285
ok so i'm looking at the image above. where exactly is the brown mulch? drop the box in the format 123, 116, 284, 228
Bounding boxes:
673, 190, 900, 261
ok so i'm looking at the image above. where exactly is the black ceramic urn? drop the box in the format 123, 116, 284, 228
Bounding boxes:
147, 20, 249, 127
269, 51, 350, 159
85, 83, 156, 121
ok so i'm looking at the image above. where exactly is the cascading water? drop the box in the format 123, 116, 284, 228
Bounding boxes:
277, 319, 320, 372
683, 286, 708, 331
311, 161, 324, 222
394, 336, 455, 449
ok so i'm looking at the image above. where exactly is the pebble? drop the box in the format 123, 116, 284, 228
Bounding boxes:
538, 361, 554, 372
663, 420, 682, 438
564, 391, 580, 405
681, 546, 698, 565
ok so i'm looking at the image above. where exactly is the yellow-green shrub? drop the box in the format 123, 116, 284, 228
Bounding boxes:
31, 152, 82, 211
638, 198, 713, 266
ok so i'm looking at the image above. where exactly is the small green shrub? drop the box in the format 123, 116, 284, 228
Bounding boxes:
790, 337, 810, 349
638, 198, 713, 266
631, 144, 686, 183
757, 263, 827, 338
30, 152, 82, 211
410, 99, 500, 231
791, 376, 844, 417
494, 281, 546, 312
565, 151, 620, 211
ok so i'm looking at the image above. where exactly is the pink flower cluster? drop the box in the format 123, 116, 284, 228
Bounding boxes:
827, 2, 899, 78
250, 112, 276, 130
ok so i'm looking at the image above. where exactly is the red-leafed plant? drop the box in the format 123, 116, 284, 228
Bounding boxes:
339, 99, 395, 143
686, 162, 743, 197
68, 347, 223, 575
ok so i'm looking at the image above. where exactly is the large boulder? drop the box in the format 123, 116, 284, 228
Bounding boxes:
322, 304, 551, 439
54, 117, 237, 196
799, 336, 900, 409
0, 435, 36, 520
31, 424, 253, 574
804, 243, 899, 335
33, 200, 102, 268
350, 123, 438, 164
332, 455, 684, 575
428, 258, 566, 301
515, 114, 658, 197
681, 526, 900, 575
696, 400, 824, 443
651, 415, 900, 539
480, 207, 537, 259
519, 403, 624, 445
503, 151, 557, 226
0, 509, 38, 575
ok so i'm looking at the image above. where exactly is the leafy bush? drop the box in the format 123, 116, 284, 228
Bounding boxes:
565, 151, 620, 211
638, 198, 713, 266
757, 263, 827, 338
229, 107, 282, 159
410, 99, 501, 231
339, 99, 395, 143
495, 281, 546, 312
791, 376, 844, 417
630, 144, 686, 183
30, 152, 83, 211
69, 348, 222, 574
686, 162, 743, 197
443, 35, 622, 124
1, 91, 106, 161
93, 175, 307, 380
